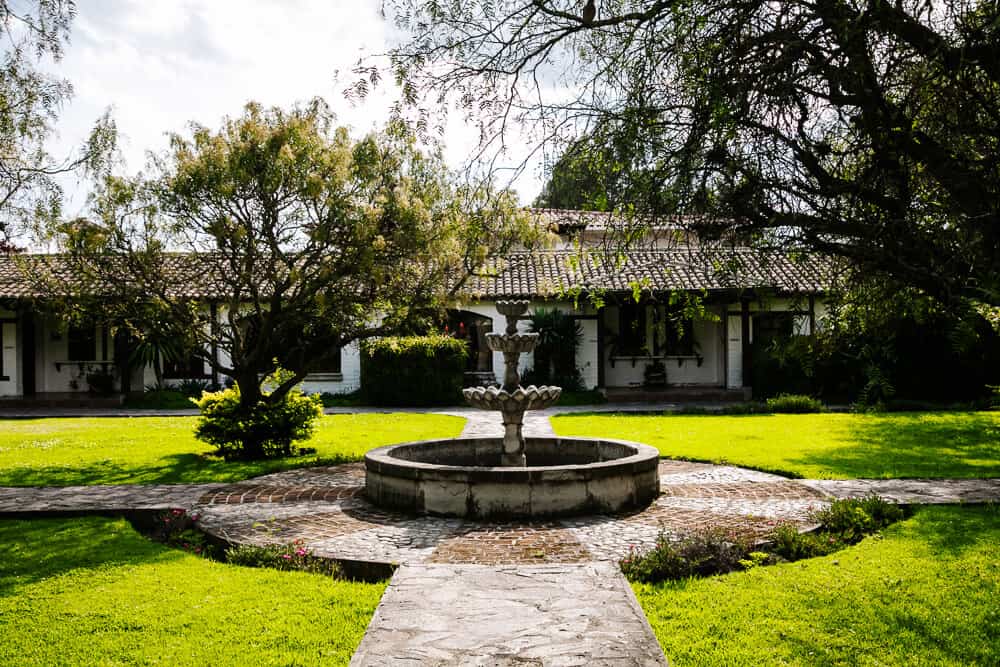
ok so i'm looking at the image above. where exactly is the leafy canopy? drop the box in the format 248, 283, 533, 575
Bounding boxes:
376, 0, 1000, 305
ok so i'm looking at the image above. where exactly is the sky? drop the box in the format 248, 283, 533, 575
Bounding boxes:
46, 0, 544, 218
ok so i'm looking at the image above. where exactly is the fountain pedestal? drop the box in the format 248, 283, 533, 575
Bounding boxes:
462, 300, 562, 467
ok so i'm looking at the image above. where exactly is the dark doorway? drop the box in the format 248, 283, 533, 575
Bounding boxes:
21, 311, 35, 396
446, 310, 494, 383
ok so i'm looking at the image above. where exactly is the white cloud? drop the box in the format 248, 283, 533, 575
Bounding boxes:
47, 0, 544, 216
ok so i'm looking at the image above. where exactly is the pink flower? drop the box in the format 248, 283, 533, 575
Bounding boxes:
281, 554, 292, 560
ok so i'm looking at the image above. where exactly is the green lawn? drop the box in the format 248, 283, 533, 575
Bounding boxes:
0, 413, 464, 486
0, 516, 385, 666
634, 505, 1000, 666
553, 411, 1000, 478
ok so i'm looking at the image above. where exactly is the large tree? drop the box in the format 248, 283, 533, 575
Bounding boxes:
375, 0, 1000, 305
0, 1, 113, 247
36, 100, 532, 455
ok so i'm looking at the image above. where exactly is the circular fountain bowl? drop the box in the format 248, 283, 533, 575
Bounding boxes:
462, 385, 562, 412
364, 437, 660, 519
486, 332, 538, 354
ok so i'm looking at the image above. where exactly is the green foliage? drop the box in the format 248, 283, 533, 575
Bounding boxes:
623, 495, 906, 583
0, 2, 116, 243
192, 370, 323, 460
361, 335, 468, 406
42, 99, 536, 426
619, 527, 756, 583
812, 495, 905, 542
225, 540, 342, 577
753, 283, 1000, 405
385, 0, 1000, 307
768, 523, 842, 561
765, 393, 824, 414
523, 308, 584, 390
148, 508, 218, 558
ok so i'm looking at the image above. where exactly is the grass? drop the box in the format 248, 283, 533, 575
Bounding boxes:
634, 505, 1000, 666
0, 413, 464, 486
0, 516, 385, 666
553, 411, 1000, 478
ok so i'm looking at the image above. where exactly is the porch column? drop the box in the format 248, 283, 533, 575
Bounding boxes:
740, 298, 752, 396
596, 307, 606, 389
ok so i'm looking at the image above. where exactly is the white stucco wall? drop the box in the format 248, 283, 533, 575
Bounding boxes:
456, 300, 600, 390
0, 308, 17, 397
601, 305, 725, 387
32, 319, 115, 393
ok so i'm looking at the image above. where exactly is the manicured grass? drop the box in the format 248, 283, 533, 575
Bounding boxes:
0, 413, 464, 486
0, 516, 385, 666
634, 505, 1000, 666
553, 411, 1000, 478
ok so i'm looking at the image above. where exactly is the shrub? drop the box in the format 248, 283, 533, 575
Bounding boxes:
176, 378, 213, 397
361, 335, 467, 406
766, 393, 824, 413
225, 540, 342, 576
620, 526, 755, 583
148, 508, 218, 558
813, 495, 904, 542
525, 308, 585, 390
768, 523, 842, 560
192, 370, 323, 460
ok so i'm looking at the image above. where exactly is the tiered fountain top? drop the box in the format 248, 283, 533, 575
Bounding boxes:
462, 300, 561, 466
462, 300, 562, 412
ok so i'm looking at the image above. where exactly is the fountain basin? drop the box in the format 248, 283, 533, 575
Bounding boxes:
486, 333, 538, 354
364, 437, 660, 519
462, 385, 562, 412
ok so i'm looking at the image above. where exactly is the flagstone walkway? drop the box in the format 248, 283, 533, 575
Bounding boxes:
349, 562, 668, 666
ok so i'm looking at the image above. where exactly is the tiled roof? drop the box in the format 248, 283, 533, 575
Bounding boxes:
0, 253, 223, 299
0, 247, 833, 301
464, 248, 834, 298
529, 208, 717, 233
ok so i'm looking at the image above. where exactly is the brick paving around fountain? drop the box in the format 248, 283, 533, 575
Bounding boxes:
188, 459, 828, 565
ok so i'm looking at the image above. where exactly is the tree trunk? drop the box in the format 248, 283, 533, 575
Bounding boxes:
234, 370, 265, 460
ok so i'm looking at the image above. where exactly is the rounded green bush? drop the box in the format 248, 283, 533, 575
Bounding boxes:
192, 377, 323, 460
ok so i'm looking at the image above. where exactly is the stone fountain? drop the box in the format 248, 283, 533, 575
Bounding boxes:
462, 300, 562, 466
364, 300, 660, 519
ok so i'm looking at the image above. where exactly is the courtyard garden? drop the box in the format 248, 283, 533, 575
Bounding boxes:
1, 408, 998, 665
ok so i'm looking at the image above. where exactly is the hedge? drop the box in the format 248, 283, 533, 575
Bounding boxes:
360, 335, 468, 406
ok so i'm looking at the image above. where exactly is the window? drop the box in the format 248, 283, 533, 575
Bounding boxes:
662, 318, 695, 356
753, 312, 795, 347
310, 346, 342, 375
617, 302, 647, 356
67, 325, 96, 362
164, 351, 208, 379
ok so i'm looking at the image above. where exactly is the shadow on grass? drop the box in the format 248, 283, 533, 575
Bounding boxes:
0, 452, 366, 487
0, 516, 181, 595
790, 412, 1000, 478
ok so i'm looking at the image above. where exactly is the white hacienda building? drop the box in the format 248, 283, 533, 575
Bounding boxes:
0, 210, 832, 404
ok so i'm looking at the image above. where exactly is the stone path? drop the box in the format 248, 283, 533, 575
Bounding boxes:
801, 478, 1000, 504
0, 483, 222, 514
350, 562, 667, 667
